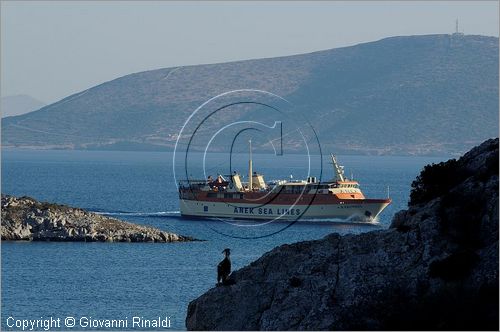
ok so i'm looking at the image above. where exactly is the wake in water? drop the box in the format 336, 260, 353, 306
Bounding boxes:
92, 210, 180, 217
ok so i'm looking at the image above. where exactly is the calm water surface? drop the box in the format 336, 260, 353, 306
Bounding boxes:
1, 150, 446, 329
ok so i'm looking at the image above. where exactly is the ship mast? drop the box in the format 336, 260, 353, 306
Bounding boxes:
330, 154, 345, 182
248, 139, 253, 191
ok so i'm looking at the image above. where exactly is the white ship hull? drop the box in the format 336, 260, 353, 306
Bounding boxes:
179, 199, 390, 221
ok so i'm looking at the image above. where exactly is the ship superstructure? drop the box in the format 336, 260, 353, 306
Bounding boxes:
179, 143, 391, 221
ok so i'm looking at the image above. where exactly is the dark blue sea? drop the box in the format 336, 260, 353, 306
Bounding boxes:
1, 150, 446, 330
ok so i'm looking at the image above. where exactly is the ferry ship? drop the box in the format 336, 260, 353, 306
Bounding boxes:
178, 143, 391, 221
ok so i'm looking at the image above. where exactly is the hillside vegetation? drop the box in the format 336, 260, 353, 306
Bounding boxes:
2, 34, 498, 155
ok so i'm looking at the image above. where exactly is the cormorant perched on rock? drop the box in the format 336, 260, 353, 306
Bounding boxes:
217, 248, 231, 285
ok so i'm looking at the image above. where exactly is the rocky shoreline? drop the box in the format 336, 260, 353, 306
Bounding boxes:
1, 195, 194, 242
186, 138, 499, 330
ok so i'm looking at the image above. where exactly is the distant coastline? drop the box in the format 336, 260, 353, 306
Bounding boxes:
0, 142, 477, 158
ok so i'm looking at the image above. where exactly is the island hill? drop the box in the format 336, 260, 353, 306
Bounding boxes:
2, 34, 498, 156
1, 195, 195, 242
186, 138, 499, 330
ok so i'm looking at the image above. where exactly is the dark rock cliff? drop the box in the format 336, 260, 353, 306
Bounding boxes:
1, 195, 194, 242
185, 138, 498, 330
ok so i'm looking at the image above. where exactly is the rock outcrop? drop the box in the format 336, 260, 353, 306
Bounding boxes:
1, 195, 194, 242
186, 138, 499, 330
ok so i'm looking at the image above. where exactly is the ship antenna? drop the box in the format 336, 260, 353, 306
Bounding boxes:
456, 18, 459, 34
248, 139, 253, 191
387, 185, 390, 199
330, 154, 345, 182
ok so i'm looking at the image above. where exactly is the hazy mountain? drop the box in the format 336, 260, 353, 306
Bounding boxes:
2, 34, 498, 156
1, 95, 46, 118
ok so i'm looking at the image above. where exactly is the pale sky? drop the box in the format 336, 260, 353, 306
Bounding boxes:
1, 1, 498, 104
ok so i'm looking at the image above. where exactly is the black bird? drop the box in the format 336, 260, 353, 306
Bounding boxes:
217, 248, 231, 285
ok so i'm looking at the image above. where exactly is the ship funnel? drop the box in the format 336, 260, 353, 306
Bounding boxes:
331, 154, 345, 182
248, 140, 253, 191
